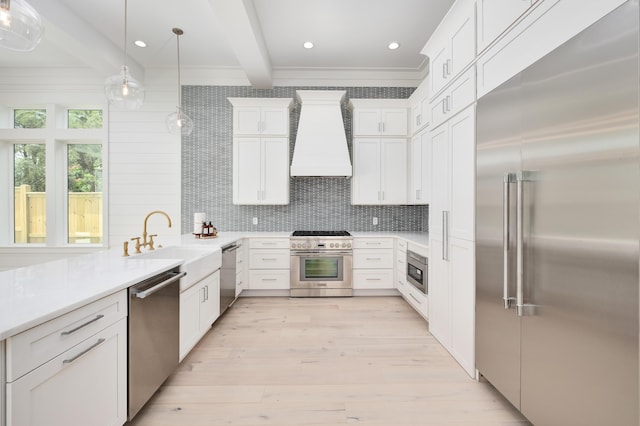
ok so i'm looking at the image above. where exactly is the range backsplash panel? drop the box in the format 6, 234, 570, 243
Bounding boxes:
181, 86, 428, 233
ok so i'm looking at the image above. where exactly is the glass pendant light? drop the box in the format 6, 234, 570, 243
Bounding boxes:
0, 0, 44, 52
104, 0, 144, 110
166, 27, 193, 136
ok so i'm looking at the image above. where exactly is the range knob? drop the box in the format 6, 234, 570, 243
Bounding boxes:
330, 243, 335, 248
347, 243, 352, 248
341, 242, 346, 248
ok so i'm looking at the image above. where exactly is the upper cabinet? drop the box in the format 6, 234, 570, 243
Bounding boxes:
229, 97, 293, 205
477, 0, 532, 53
228, 98, 292, 137
352, 138, 408, 205
408, 79, 431, 135
421, 0, 476, 99
350, 99, 409, 137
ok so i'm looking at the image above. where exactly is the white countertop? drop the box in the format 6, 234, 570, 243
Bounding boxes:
0, 230, 427, 340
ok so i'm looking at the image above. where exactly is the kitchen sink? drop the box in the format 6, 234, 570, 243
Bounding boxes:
130, 246, 222, 291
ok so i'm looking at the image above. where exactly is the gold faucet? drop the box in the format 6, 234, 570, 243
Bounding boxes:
131, 210, 172, 253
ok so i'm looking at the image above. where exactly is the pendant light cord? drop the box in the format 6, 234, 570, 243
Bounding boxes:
123, 0, 128, 67
173, 28, 184, 109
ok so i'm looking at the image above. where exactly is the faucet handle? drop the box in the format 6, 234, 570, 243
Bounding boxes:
123, 241, 130, 257
148, 234, 158, 251
130, 237, 142, 254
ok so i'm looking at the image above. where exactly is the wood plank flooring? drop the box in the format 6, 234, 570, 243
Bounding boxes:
129, 296, 530, 426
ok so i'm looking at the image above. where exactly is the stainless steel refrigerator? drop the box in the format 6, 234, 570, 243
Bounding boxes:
476, 2, 639, 425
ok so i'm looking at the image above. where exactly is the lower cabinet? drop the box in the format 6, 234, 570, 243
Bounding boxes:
6, 318, 127, 426
352, 238, 394, 289
429, 236, 475, 377
180, 271, 220, 361
247, 238, 290, 290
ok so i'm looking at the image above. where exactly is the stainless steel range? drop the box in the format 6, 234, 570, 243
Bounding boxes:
290, 231, 353, 297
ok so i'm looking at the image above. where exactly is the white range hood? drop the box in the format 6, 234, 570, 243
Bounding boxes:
290, 90, 352, 177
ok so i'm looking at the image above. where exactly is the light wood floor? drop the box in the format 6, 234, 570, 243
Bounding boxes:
129, 296, 530, 426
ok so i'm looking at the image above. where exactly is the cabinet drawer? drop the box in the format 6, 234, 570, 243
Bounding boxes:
396, 276, 409, 296
404, 283, 429, 320
249, 238, 290, 249
6, 318, 127, 426
249, 249, 290, 269
353, 249, 394, 269
6, 290, 127, 382
396, 238, 408, 253
353, 238, 394, 249
249, 270, 290, 290
397, 249, 407, 265
353, 269, 394, 289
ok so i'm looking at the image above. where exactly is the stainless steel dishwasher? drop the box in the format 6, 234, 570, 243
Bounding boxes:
128, 268, 186, 420
220, 243, 238, 314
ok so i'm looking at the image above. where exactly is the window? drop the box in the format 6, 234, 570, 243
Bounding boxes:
67, 144, 103, 244
14, 109, 46, 128
2, 104, 107, 247
68, 109, 103, 129
14, 144, 46, 243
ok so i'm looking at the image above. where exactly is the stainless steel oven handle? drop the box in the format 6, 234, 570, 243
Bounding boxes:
133, 271, 186, 299
291, 251, 353, 256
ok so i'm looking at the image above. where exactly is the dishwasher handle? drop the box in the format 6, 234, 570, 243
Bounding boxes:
133, 271, 186, 299
222, 244, 239, 253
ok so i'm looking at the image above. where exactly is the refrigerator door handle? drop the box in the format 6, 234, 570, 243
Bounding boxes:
503, 172, 516, 309
516, 171, 536, 317
442, 210, 450, 261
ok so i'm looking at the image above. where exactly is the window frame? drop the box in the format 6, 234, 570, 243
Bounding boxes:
0, 104, 109, 249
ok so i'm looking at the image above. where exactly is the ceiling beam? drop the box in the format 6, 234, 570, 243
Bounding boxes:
208, 0, 272, 88
29, 0, 145, 81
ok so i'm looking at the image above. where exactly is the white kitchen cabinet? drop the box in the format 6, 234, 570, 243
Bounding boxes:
179, 271, 220, 361
350, 99, 409, 137
352, 138, 407, 205
477, 0, 531, 53
430, 66, 475, 130
228, 98, 292, 137
248, 238, 290, 290
235, 240, 246, 297
395, 238, 408, 294
409, 80, 431, 135
429, 105, 475, 242
408, 128, 431, 205
422, 0, 476, 98
233, 137, 289, 205
429, 236, 475, 377
5, 289, 128, 426
476, 0, 626, 98
352, 238, 394, 290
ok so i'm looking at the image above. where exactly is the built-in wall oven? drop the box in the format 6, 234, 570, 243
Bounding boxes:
290, 231, 353, 297
407, 250, 428, 294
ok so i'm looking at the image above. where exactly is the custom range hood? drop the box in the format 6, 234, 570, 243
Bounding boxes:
290, 90, 352, 177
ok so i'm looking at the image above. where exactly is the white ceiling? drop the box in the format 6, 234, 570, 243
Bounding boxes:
2, 0, 455, 87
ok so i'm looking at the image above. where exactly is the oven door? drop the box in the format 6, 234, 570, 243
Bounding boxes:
291, 251, 353, 290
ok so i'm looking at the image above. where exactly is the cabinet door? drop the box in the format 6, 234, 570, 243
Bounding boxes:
199, 272, 220, 331
233, 137, 262, 204
449, 106, 475, 242
449, 8, 476, 78
450, 237, 475, 377
428, 237, 451, 348
234, 106, 261, 135
261, 138, 289, 204
179, 282, 201, 360
381, 108, 408, 136
429, 124, 450, 237
430, 44, 450, 97
408, 133, 423, 204
7, 319, 127, 426
477, 0, 531, 52
380, 138, 407, 204
354, 109, 382, 136
261, 108, 289, 135
352, 138, 381, 204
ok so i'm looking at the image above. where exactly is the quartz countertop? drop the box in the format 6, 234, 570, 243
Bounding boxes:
0, 230, 428, 340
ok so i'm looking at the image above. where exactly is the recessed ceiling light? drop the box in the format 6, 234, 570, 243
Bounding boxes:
134, 40, 147, 48
388, 42, 400, 50
303, 41, 314, 49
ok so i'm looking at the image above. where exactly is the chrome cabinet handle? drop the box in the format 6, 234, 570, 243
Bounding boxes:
503, 172, 515, 309
442, 62, 447, 79
409, 293, 422, 305
61, 314, 104, 336
366, 278, 382, 281
446, 59, 452, 76
133, 271, 186, 299
262, 278, 278, 281
63, 338, 106, 364
442, 99, 447, 114
366, 257, 382, 261
442, 211, 450, 261
446, 96, 451, 112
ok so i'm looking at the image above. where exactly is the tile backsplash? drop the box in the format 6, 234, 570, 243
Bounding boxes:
181, 86, 428, 233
